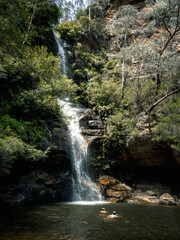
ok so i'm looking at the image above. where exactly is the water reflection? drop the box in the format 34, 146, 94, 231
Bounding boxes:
0, 203, 180, 240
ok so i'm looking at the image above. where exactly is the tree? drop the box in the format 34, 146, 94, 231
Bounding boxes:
153, 95, 180, 151
0, 0, 77, 176
113, 5, 141, 98
121, 38, 179, 133
117, 0, 180, 132
148, 0, 180, 86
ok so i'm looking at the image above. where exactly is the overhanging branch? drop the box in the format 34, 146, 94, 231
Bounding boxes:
147, 87, 180, 113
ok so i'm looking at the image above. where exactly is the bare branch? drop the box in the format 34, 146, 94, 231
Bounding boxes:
160, 6, 180, 56
163, 18, 172, 36
127, 73, 156, 81
22, 0, 38, 47
147, 87, 180, 113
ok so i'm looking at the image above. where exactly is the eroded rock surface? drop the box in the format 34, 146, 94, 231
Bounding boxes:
96, 175, 179, 206
127, 133, 177, 166
96, 175, 133, 202
78, 108, 104, 143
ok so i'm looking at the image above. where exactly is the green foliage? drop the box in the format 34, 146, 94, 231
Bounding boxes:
87, 78, 122, 114
150, 0, 180, 27
0, 0, 60, 51
0, 0, 28, 52
56, 21, 82, 42
56, 15, 105, 43
90, 155, 112, 174
11, 89, 60, 121
0, 115, 45, 145
153, 96, 180, 151
0, 0, 77, 176
72, 43, 107, 81
108, 111, 132, 146
0, 135, 48, 175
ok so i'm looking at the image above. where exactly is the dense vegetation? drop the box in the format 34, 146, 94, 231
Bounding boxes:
56, 0, 180, 171
0, 0, 76, 176
0, 0, 179, 176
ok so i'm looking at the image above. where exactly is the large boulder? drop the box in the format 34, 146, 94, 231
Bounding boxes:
96, 175, 133, 202
130, 191, 177, 206
95, 175, 179, 206
159, 193, 177, 206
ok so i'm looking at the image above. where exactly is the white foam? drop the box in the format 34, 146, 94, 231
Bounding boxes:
62, 201, 111, 206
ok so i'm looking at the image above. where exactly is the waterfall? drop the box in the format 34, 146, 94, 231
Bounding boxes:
54, 0, 102, 202
53, 30, 69, 76
58, 99, 102, 201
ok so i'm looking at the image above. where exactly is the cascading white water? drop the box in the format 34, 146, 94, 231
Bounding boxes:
58, 99, 102, 201
53, 30, 68, 76
54, 0, 102, 202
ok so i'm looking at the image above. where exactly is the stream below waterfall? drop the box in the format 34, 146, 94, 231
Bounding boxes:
1, 203, 180, 240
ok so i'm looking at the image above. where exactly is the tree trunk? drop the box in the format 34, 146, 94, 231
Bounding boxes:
22, 0, 37, 47
122, 59, 125, 99
122, 31, 127, 99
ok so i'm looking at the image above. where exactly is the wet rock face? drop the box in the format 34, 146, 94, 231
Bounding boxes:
0, 171, 72, 206
79, 108, 104, 130
96, 175, 179, 206
39, 125, 70, 156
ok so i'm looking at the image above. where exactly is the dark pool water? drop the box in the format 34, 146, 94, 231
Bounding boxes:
0, 202, 180, 240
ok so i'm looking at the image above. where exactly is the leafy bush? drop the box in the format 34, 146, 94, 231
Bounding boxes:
0, 135, 48, 175
0, 114, 45, 145
153, 96, 180, 151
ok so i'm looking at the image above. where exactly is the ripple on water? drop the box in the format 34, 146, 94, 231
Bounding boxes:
0, 203, 180, 240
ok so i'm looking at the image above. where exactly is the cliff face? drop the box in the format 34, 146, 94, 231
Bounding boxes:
127, 132, 180, 166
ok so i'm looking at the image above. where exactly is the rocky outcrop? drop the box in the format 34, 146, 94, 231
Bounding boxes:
96, 175, 133, 203
96, 175, 179, 206
159, 193, 177, 206
78, 108, 104, 143
39, 123, 70, 155
127, 133, 177, 166
0, 171, 72, 206
77, 108, 179, 170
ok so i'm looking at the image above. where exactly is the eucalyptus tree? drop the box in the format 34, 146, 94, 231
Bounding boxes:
147, 0, 180, 86
115, 0, 180, 133
111, 5, 141, 98
121, 39, 179, 133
